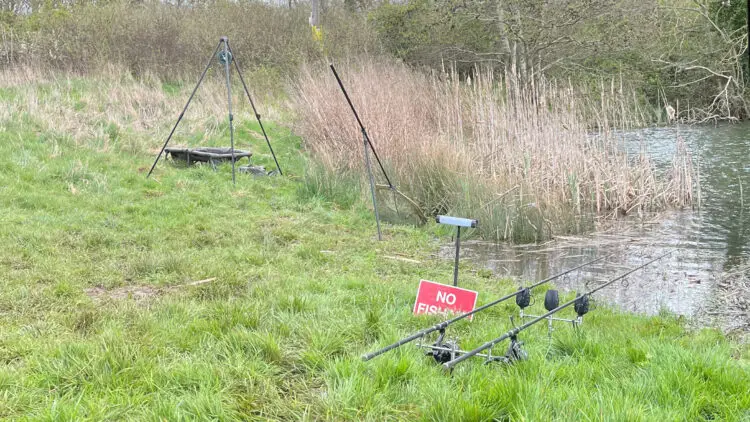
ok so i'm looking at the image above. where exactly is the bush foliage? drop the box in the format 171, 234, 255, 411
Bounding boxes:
0, 1, 380, 78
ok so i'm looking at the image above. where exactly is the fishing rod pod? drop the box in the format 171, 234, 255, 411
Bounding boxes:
361, 255, 610, 362
422, 328, 528, 366
441, 251, 673, 371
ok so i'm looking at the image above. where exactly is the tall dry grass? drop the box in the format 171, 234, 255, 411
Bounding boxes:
292, 59, 697, 242
0, 64, 276, 155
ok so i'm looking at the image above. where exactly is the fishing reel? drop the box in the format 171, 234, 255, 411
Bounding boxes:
420, 326, 528, 367
485, 334, 528, 364
425, 328, 460, 364
484, 316, 529, 365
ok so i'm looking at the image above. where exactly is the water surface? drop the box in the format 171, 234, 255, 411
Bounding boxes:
443, 123, 750, 334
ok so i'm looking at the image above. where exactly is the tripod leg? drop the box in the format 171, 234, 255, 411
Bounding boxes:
363, 130, 382, 241
221, 38, 236, 185
147, 41, 222, 178
229, 47, 283, 176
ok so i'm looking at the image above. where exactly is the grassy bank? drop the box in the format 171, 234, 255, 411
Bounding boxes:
0, 73, 747, 420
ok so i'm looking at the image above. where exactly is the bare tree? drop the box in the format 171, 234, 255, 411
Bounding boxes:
653, 0, 749, 122
430, 0, 656, 84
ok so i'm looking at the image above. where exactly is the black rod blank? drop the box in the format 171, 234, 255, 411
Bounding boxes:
329, 64, 394, 188
442, 251, 673, 371
361, 255, 609, 361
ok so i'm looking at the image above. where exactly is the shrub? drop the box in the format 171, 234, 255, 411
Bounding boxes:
0, 1, 381, 79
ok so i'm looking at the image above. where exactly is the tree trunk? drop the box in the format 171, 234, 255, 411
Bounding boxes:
496, 4, 513, 72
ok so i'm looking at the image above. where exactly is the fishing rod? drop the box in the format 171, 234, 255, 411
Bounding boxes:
361, 255, 609, 361
329, 64, 394, 189
330, 63, 390, 241
441, 251, 673, 371
329, 64, 426, 240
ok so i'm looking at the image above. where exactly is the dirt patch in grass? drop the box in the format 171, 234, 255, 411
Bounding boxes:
84, 277, 216, 303
85, 285, 162, 302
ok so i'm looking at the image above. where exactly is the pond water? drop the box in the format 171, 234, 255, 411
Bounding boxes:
441, 123, 750, 335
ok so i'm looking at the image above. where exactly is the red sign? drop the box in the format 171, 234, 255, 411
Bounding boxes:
413, 280, 478, 320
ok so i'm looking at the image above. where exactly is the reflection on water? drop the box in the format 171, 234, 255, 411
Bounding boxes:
623, 124, 750, 270
442, 123, 750, 334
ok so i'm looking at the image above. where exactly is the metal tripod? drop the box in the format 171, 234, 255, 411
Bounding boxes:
147, 36, 283, 184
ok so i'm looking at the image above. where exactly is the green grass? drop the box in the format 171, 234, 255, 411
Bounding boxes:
0, 87, 748, 421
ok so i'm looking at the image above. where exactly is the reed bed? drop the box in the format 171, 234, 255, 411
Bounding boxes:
292, 59, 697, 242
715, 264, 750, 338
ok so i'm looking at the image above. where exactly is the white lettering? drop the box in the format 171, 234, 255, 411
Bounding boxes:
437, 291, 457, 305
436, 291, 447, 303
436, 291, 457, 305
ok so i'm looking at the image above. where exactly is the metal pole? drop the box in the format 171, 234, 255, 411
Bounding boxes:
147, 41, 222, 178
363, 129, 382, 241
361, 255, 609, 361
453, 226, 461, 286
221, 37, 236, 185
230, 49, 283, 175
